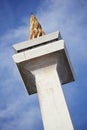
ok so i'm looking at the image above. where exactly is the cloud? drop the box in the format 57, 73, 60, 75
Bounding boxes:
0, 0, 87, 130
0, 39, 43, 130
36, 0, 87, 65
0, 94, 43, 130
0, 22, 42, 130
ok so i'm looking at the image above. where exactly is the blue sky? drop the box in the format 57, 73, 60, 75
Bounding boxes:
0, 0, 87, 130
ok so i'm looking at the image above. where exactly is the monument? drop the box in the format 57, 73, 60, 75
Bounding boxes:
12, 15, 75, 130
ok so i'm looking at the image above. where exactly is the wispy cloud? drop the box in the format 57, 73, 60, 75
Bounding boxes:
33, 0, 86, 67
0, 0, 87, 130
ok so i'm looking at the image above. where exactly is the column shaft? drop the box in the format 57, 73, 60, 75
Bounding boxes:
32, 64, 74, 130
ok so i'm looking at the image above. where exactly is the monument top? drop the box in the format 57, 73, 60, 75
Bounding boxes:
29, 14, 45, 40
13, 31, 61, 53
13, 31, 74, 95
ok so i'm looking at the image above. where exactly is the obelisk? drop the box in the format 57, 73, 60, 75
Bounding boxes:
12, 15, 74, 130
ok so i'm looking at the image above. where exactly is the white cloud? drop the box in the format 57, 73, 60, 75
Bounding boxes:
0, 26, 29, 48
0, 24, 41, 129
0, 0, 87, 130
36, 0, 87, 64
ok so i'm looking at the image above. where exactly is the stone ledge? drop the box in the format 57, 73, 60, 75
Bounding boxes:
13, 39, 64, 63
13, 31, 61, 53
12, 32, 74, 95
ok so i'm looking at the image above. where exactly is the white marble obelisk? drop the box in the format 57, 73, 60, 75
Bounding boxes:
13, 32, 74, 130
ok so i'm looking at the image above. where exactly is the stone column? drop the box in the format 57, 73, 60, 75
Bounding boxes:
31, 64, 74, 130
12, 32, 75, 130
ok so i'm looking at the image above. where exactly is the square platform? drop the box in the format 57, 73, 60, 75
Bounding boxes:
13, 32, 74, 95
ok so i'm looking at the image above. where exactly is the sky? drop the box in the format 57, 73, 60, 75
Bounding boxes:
0, 0, 87, 130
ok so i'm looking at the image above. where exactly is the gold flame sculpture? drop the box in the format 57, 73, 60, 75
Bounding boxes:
29, 14, 45, 40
